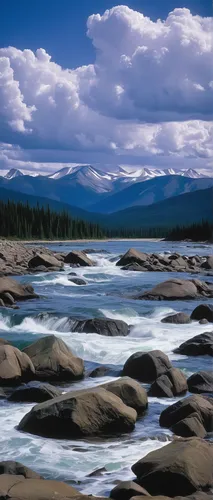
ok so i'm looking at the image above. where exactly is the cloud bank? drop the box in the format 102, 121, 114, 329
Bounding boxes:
0, 6, 212, 174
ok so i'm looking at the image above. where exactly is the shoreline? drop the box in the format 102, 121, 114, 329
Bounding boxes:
23, 237, 163, 244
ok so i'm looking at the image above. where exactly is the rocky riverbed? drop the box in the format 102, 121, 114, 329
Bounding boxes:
0, 239, 212, 499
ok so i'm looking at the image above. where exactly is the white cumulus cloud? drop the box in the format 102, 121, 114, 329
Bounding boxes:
0, 6, 212, 175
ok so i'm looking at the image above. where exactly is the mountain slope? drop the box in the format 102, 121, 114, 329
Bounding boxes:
4, 169, 23, 179
0, 187, 92, 220
89, 175, 213, 213
103, 187, 213, 229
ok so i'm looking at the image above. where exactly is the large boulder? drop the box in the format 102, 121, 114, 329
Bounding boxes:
191, 304, 213, 322
0, 277, 38, 303
174, 331, 213, 356
116, 248, 148, 267
110, 480, 150, 499
18, 387, 137, 438
131, 438, 213, 496
103, 377, 148, 413
0, 474, 83, 499
159, 394, 213, 434
28, 253, 63, 269
137, 278, 213, 301
0, 460, 41, 478
187, 371, 213, 394
161, 313, 191, 324
22, 335, 84, 381
122, 350, 172, 382
70, 317, 129, 336
64, 250, 94, 267
8, 382, 62, 403
148, 368, 187, 398
0, 344, 35, 385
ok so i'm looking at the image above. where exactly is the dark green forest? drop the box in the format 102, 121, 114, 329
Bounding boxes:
166, 220, 213, 242
0, 200, 212, 241
0, 200, 104, 239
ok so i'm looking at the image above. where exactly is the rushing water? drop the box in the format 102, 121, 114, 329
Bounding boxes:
0, 240, 212, 496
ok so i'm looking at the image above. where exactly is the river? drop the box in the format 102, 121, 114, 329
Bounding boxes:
0, 239, 212, 496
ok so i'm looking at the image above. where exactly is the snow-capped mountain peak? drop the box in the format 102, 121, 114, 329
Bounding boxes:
4, 169, 23, 179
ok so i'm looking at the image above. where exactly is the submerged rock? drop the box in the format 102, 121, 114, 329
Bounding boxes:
161, 312, 191, 324
174, 331, 213, 356
70, 317, 129, 336
122, 350, 172, 382
23, 335, 84, 381
18, 387, 137, 438
89, 366, 110, 378
69, 277, 87, 285
131, 438, 213, 496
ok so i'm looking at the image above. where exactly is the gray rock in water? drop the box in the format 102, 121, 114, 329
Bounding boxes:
191, 304, 213, 322
18, 387, 137, 439
89, 366, 110, 378
28, 253, 63, 269
116, 248, 148, 267
110, 480, 150, 499
0, 344, 35, 386
8, 382, 62, 403
187, 371, 213, 394
102, 377, 148, 413
68, 277, 87, 285
70, 317, 129, 336
0, 460, 41, 478
137, 278, 213, 301
64, 250, 94, 267
159, 394, 213, 435
174, 331, 213, 356
22, 335, 84, 381
122, 350, 172, 382
148, 368, 187, 398
131, 437, 213, 497
161, 312, 191, 324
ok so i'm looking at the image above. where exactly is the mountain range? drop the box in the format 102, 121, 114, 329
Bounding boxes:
0, 166, 212, 213
1, 185, 212, 230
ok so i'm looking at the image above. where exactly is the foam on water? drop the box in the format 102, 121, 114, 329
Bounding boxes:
0, 399, 170, 496
1, 241, 213, 495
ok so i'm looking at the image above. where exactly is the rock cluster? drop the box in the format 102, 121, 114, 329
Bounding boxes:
117, 247, 213, 274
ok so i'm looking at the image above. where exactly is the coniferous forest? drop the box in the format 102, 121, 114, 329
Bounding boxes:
0, 200, 104, 239
166, 220, 213, 242
0, 200, 212, 241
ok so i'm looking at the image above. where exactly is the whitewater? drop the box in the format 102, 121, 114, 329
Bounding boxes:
0, 239, 212, 496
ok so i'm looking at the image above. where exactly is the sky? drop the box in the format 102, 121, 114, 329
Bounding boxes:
0, 0, 212, 176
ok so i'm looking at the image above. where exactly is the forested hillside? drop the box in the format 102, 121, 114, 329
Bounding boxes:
0, 201, 104, 239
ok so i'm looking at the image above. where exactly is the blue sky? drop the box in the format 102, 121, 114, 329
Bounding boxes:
0, 0, 212, 175
1, 0, 211, 68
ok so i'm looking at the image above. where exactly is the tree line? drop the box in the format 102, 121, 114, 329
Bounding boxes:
0, 199, 211, 242
0, 200, 104, 239
166, 220, 213, 242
